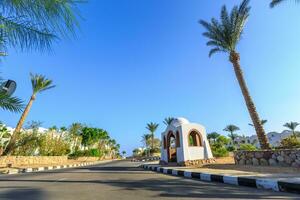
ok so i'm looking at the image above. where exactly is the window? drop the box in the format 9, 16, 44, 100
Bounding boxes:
188, 131, 202, 147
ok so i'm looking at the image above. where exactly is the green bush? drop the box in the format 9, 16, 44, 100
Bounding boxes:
280, 136, 300, 149
226, 145, 236, 152
212, 146, 229, 157
238, 144, 257, 151
69, 149, 104, 158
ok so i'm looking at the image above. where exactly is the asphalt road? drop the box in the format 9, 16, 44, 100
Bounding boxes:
0, 160, 299, 200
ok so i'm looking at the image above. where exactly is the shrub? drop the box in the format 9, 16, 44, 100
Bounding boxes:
39, 134, 70, 156
69, 149, 104, 158
238, 143, 257, 151
212, 146, 229, 157
280, 136, 300, 149
226, 145, 236, 152
12, 131, 40, 156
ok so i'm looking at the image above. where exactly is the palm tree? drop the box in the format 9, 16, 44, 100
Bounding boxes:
283, 122, 299, 138
223, 125, 240, 145
146, 122, 159, 154
207, 132, 221, 144
249, 119, 268, 127
0, 0, 82, 55
270, 0, 300, 7
69, 123, 83, 151
199, 0, 271, 149
163, 117, 174, 126
3, 73, 55, 155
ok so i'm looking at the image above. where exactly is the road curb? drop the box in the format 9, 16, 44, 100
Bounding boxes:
141, 164, 300, 194
3, 160, 113, 175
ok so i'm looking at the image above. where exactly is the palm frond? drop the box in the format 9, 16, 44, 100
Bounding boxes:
0, 15, 56, 51
0, 91, 24, 112
270, 0, 300, 7
30, 73, 55, 95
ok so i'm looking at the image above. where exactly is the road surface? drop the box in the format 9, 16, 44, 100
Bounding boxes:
0, 160, 298, 200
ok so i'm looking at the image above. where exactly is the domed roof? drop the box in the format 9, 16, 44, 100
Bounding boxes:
171, 117, 190, 127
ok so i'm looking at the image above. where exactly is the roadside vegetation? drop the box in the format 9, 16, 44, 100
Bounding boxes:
0, 121, 121, 159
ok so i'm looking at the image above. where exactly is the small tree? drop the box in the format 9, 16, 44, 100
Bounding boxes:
207, 132, 220, 144
163, 117, 174, 126
146, 122, 159, 154
223, 125, 240, 145
283, 122, 299, 138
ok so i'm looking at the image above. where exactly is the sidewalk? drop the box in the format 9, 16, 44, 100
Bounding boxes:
0, 159, 115, 175
142, 161, 300, 194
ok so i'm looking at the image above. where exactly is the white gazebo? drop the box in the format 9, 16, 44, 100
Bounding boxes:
160, 118, 214, 166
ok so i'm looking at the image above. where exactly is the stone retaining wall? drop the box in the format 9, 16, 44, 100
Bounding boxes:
234, 149, 300, 167
0, 156, 68, 167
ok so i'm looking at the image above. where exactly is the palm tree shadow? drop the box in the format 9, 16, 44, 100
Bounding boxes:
0, 188, 45, 200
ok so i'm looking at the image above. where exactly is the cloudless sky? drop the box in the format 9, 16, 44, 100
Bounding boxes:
1, 0, 300, 155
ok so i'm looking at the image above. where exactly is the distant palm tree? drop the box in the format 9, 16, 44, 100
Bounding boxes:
224, 125, 240, 145
69, 123, 83, 151
199, 0, 271, 149
0, 0, 82, 55
163, 117, 174, 126
146, 122, 159, 154
283, 122, 299, 138
4, 73, 55, 155
207, 132, 221, 144
270, 0, 300, 7
249, 119, 268, 127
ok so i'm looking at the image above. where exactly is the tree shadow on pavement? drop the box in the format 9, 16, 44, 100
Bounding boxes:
0, 187, 45, 200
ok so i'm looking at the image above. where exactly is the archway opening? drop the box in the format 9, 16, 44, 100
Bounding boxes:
167, 132, 177, 162
188, 131, 202, 147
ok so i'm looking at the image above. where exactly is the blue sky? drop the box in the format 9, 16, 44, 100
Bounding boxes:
1, 0, 300, 154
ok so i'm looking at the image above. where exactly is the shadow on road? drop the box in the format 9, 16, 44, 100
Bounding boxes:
0, 188, 45, 200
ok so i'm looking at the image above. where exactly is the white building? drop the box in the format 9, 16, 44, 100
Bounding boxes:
160, 118, 213, 166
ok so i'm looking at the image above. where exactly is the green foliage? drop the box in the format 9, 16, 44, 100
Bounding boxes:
238, 143, 257, 151
30, 73, 55, 95
38, 134, 70, 156
280, 136, 300, 149
212, 146, 229, 157
0, 0, 82, 53
12, 131, 40, 156
226, 145, 236, 152
207, 132, 220, 144
69, 149, 103, 158
199, 0, 250, 57
163, 117, 174, 126
81, 127, 103, 148
0, 91, 24, 113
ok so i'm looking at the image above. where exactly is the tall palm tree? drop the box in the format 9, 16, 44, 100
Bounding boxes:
0, 0, 82, 55
199, 0, 271, 149
146, 122, 159, 154
223, 125, 240, 145
270, 0, 300, 7
3, 73, 55, 155
163, 117, 174, 126
249, 119, 268, 127
283, 122, 299, 138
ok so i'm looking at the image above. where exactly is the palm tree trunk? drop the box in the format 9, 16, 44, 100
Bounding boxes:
229, 51, 271, 149
3, 95, 36, 155
151, 132, 154, 156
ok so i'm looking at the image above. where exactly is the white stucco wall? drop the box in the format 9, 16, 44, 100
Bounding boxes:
187, 147, 204, 160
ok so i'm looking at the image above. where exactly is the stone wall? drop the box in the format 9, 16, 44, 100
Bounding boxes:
234, 149, 300, 167
0, 156, 68, 167
160, 158, 216, 166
